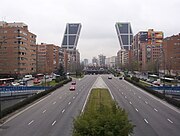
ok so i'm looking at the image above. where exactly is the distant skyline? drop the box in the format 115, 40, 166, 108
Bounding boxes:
1, 0, 180, 61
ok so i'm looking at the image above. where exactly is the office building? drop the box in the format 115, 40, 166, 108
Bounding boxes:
115, 22, 133, 50
61, 23, 82, 73
61, 23, 82, 50
98, 54, 106, 67
105, 56, 117, 68
83, 59, 89, 66
0, 21, 36, 77
92, 57, 98, 66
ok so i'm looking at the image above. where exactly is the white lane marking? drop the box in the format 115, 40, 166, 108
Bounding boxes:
2, 95, 51, 125
77, 92, 79, 95
42, 110, 46, 113
124, 80, 180, 114
73, 96, 75, 99
53, 101, 56, 105
68, 102, 71, 105
52, 120, 56, 126
129, 101, 132, 105
82, 77, 98, 113
144, 119, 149, 124
167, 119, 173, 124
135, 108, 139, 112
145, 101, 148, 104
138, 96, 141, 99
62, 109, 65, 113
122, 92, 124, 94
154, 108, 158, 112
125, 96, 127, 99
28, 120, 34, 125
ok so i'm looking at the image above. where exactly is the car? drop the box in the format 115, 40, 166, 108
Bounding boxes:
69, 85, 75, 91
11, 82, 20, 86
33, 78, 41, 84
71, 81, 76, 85
108, 76, 112, 79
23, 75, 33, 81
19, 81, 27, 86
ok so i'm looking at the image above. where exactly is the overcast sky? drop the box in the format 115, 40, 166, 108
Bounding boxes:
1, 0, 180, 62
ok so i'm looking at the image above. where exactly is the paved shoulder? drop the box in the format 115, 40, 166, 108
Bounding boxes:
92, 76, 108, 89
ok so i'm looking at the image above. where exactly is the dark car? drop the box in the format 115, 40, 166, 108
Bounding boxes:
71, 81, 76, 85
108, 76, 112, 79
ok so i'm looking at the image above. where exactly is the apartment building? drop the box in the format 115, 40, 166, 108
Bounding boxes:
161, 34, 180, 75
0, 21, 36, 77
36, 43, 60, 74
132, 29, 163, 71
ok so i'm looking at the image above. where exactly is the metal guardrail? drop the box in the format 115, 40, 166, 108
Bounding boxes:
0, 86, 51, 92
149, 86, 180, 91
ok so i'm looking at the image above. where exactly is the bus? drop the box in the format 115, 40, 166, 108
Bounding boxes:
0, 78, 14, 86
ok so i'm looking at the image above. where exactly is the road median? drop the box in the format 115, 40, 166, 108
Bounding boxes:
73, 88, 134, 136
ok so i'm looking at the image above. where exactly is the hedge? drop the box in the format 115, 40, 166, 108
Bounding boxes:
0, 78, 72, 119
124, 77, 180, 108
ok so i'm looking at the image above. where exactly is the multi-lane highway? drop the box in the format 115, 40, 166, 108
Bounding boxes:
0, 75, 180, 136
102, 75, 180, 136
0, 75, 97, 136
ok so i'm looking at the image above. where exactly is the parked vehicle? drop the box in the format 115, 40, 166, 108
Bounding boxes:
23, 75, 33, 81
33, 78, 41, 84
0, 78, 14, 86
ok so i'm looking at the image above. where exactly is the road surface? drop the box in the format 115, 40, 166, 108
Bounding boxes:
0, 75, 180, 136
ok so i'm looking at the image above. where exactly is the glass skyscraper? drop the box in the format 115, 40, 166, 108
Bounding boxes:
61, 23, 82, 50
115, 22, 133, 50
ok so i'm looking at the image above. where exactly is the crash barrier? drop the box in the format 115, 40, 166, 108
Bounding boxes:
124, 77, 180, 108
0, 78, 72, 119
0, 86, 51, 92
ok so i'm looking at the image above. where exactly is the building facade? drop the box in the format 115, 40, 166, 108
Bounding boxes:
36, 43, 60, 74
161, 34, 180, 75
0, 21, 36, 77
105, 56, 117, 68
92, 57, 98, 66
132, 29, 163, 71
115, 22, 133, 50
61, 23, 82, 73
61, 23, 82, 50
117, 49, 129, 69
98, 54, 106, 67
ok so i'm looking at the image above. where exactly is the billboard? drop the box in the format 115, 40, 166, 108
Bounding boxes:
139, 32, 148, 42
155, 32, 163, 39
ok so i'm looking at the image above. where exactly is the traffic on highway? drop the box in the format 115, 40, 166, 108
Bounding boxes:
0, 75, 180, 136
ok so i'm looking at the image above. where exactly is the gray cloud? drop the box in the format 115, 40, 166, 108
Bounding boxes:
1, 0, 180, 61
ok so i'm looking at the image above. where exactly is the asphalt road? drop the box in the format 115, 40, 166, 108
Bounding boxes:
1, 75, 180, 136
0, 75, 97, 136
102, 75, 180, 136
